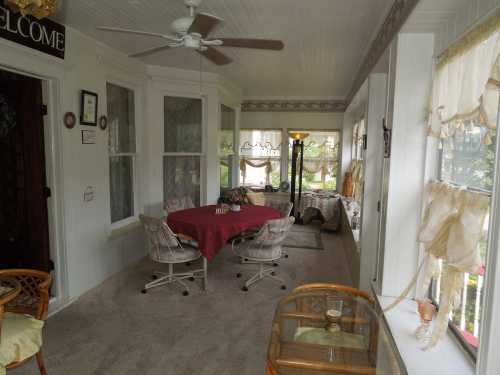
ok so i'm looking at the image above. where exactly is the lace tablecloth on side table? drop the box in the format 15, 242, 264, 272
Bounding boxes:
299, 193, 341, 230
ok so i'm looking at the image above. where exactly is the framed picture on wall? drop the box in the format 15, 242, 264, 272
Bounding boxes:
80, 90, 98, 126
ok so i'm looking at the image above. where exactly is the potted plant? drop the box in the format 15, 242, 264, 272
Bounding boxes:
230, 190, 243, 212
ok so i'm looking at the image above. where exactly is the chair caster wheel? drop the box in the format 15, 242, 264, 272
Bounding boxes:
271, 271, 276, 276
244, 258, 248, 262
236, 273, 242, 278
285, 254, 289, 258
151, 274, 158, 280
280, 285, 286, 290
141, 289, 147, 294
242, 286, 248, 292
189, 277, 195, 282
273, 263, 279, 267
182, 291, 189, 296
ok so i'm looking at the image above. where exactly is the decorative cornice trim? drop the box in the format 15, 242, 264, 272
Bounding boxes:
346, 0, 421, 106
241, 100, 347, 113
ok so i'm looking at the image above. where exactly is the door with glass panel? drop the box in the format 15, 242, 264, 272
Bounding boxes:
163, 96, 203, 207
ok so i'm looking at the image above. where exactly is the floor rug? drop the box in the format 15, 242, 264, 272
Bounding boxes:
283, 226, 324, 250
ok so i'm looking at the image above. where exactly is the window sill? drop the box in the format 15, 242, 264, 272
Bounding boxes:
108, 220, 142, 239
376, 295, 475, 375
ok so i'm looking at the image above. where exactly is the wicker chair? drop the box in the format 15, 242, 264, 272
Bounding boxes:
139, 214, 206, 295
265, 201, 293, 218
0, 269, 52, 375
233, 216, 295, 291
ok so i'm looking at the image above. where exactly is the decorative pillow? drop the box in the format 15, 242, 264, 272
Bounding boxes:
247, 192, 266, 206
0, 313, 44, 374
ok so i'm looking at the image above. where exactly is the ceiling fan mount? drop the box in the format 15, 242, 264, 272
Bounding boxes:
97, 0, 284, 65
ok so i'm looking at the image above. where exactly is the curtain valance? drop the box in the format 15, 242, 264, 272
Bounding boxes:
239, 157, 274, 185
429, 15, 500, 141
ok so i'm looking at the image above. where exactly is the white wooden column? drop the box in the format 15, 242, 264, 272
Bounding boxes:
380, 33, 434, 298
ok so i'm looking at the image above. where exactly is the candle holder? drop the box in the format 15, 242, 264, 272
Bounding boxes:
325, 298, 343, 333
415, 299, 436, 342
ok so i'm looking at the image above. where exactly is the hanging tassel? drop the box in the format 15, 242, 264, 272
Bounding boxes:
483, 130, 493, 145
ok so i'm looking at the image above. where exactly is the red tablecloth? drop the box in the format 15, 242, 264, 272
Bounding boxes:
167, 205, 282, 261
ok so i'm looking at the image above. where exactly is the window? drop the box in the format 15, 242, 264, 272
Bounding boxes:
220, 105, 235, 191
107, 83, 136, 224
351, 119, 365, 161
432, 120, 497, 356
239, 129, 281, 187
163, 96, 202, 207
288, 131, 340, 190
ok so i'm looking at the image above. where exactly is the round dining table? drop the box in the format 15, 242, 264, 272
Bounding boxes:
167, 204, 282, 261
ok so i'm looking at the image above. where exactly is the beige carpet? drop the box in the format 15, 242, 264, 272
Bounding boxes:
12, 229, 351, 375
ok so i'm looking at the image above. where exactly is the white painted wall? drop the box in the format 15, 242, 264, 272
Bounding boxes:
359, 73, 387, 292
381, 33, 434, 298
0, 28, 148, 302
0, 25, 241, 305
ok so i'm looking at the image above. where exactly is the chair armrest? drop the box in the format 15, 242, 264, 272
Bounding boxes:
176, 233, 195, 242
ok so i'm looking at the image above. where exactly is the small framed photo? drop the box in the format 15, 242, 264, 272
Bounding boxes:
80, 90, 98, 126
81, 130, 96, 144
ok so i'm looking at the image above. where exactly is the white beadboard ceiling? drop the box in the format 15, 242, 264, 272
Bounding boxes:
55, 0, 394, 98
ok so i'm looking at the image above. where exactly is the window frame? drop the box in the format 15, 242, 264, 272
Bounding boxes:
107, 80, 140, 230
162, 92, 206, 207
286, 129, 341, 191
430, 120, 497, 363
219, 103, 237, 191
239, 128, 283, 188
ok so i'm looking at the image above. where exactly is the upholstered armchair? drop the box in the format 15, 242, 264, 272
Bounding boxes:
139, 215, 206, 295
233, 216, 295, 291
0, 269, 52, 375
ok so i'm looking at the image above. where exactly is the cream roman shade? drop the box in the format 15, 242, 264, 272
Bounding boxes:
429, 16, 500, 141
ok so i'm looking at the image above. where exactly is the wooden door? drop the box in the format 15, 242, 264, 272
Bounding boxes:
0, 70, 51, 272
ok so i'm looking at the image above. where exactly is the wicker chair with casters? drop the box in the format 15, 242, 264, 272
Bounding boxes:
164, 196, 195, 215
233, 216, 295, 291
265, 201, 293, 218
0, 269, 52, 375
139, 215, 206, 296
232, 202, 294, 264
164, 197, 198, 250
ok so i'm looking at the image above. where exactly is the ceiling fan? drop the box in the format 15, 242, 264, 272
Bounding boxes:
97, 0, 284, 66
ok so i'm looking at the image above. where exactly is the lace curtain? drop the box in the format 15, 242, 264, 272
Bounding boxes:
428, 17, 500, 143
239, 129, 281, 186
349, 160, 364, 202
385, 181, 490, 349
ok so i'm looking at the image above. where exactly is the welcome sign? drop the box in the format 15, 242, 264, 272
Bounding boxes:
0, 2, 65, 59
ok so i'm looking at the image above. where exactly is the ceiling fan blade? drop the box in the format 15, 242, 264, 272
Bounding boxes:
129, 45, 171, 58
97, 27, 179, 42
197, 47, 232, 66
188, 13, 223, 38
217, 38, 284, 50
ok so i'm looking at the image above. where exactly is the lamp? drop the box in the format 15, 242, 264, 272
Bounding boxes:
288, 132, 309, 219
5, 0, 58, 19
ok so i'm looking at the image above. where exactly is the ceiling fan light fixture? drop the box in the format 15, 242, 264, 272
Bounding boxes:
171, 16, 194, 35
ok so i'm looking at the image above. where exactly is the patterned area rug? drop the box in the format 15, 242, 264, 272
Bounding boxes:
283, 225, 324, 250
